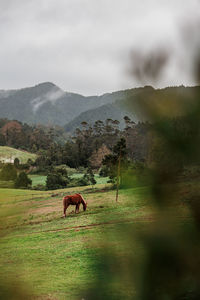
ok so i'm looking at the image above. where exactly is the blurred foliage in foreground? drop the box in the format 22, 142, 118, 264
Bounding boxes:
82, 59, 200, 298
1, 79, 200, 300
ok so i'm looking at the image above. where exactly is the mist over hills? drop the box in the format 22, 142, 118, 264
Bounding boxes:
0, 82, 103, 125
0, 82, 137, 128
0, 82, 199, 133
0, 82, 128, 126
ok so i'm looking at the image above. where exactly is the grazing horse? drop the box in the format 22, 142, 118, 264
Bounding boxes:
62, 193, 87, 218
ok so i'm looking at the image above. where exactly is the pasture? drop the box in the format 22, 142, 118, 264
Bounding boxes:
0, 146, 37, 164
0, 183, 191, 299
29, 175, 47, 187
30, 174, 109, 187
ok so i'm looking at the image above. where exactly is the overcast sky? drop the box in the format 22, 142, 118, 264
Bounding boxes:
0, 0, 200, 95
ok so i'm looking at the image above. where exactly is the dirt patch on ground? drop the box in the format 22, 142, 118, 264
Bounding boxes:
26, 216, 155, 235
29, 205, 81, 215
29, 205, 61, 215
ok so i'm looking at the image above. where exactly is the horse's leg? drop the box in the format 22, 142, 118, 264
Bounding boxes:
75, 204, 80, 213
63, 204, 69, 218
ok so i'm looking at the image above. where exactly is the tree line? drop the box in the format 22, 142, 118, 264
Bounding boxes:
1, 115, 198, 190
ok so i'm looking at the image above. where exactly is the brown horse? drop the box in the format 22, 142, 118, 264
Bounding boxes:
62, 193, 87, 217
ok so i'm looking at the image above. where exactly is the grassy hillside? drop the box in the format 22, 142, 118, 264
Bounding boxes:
0, 184, 149, 299
0, 183, 190, 299
0, 146, 37, 164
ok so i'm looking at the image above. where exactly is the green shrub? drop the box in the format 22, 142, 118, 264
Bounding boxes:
46, 167, 70, 190
0, 164, 17, 181
31, 184, 46, 191
14, 157, 20, 168
14, 172, 32, 188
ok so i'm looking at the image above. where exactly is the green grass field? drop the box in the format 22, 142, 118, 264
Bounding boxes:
30, 174, 109, 187
0, 184, 152, 299
70, 173, 109, 184
0, 182, 191, 299
0, 180, 14, 188
0, 146, 37, 164
29, 175, 47, 187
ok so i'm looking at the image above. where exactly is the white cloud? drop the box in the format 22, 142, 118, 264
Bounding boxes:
31, 88, 65, 113
0, 0, 200, 95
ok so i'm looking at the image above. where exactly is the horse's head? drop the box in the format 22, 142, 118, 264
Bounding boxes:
83, 201, 87, 211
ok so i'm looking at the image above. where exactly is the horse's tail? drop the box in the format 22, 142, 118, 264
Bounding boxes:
79, 194, 87, 211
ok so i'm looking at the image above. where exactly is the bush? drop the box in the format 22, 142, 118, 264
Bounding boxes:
77, 166, 87, 173
77, 177, 90, 186
99, 165, 109, 177
55, 165, 77, 176
67, 177, 86, 187
83, 167, 97, 186
30, 165, 52, 175
31, 184, 46, 191
46, 168, 70, 190
16, 163, 30, 170
27, 158, 35, 166
0, 164, 17, 181
67, 169, 97, 188
14, 157, 20, 168
15, 172, 32, 188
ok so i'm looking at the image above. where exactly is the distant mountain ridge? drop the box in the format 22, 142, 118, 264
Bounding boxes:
0, 82, 107, 125
0, 83, 199, 133
0, 82, 138, 127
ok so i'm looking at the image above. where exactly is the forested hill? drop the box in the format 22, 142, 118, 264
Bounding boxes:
64, 101, 135, 133
64, 85, 200, 133
0, 83, 199, 130
0, 82, 130, 126
0, 82, 100, 125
